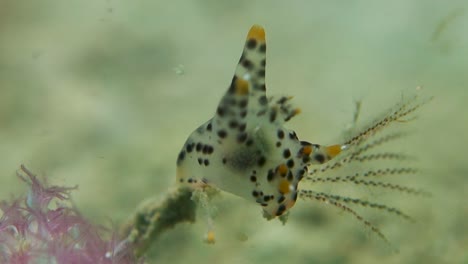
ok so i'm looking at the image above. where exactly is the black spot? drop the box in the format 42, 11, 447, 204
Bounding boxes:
277, 130, 284, 139
222, 158, 227, 164
217, 130, 227, 138
206, 122, 212, 131
276, 142, 282, 147
242, 59, 253, 70
259, 43, 266, 53
228, 76, 238, 94
277, 196, 285, 204
217, 107, 225, 117
196, 143, 203, 152
257, 156, 266, 167
250, 175, 257, 182
261, 59, 266, 67
239, 99, 248, 108
287, 159, 295, 168
315, 154, 325, 163
246, 39, 257, 49
276, 204, 286, 216
257, 69, 265, 77
289, 131, 298, 140
278, 96, 288, 104
202, 145, 213, 154
228, 120, 238, 129
240, 110, 247, 118
258, 96, 268, 105
269, 110, 277, 123
239, 123, 247, 132
252, 190, 259, 197
188, 178, 193, 183
179, 178, 184, 183
237, 132, 248, 143
204, 159, 210, 166
239, 53, 245, 63
292, 191, 298, 201
177, 151, 185, 164
202, 145, 209, 154
302, 156, 310, 163
267, 169, 275, 181
186, 143, 193, 153
197, 158, 203, 165
283, 149, 291, 158
264, 196, 271, 202
246, 139, 254, 146
297, 168, 306, 180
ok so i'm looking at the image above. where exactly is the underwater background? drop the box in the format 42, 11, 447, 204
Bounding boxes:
0, 1, 467, 263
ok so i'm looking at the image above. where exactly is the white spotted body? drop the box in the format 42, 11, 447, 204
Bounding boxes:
176, 25, 343, 219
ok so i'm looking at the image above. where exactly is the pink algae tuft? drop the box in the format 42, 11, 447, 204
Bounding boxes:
0, 165, 141, 264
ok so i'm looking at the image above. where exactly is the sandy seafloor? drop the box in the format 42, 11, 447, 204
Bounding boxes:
0, 1, 467, 263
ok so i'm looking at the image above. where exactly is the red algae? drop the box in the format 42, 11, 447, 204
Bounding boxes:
0, 165, 142, 264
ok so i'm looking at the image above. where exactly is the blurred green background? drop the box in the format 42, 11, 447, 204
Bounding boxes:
0, 1, 467, 263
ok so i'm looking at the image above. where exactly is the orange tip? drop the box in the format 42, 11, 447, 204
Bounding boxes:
277, 164, 288, 176
278, 179, 291, 194
235, 78, 249, 95
247, 24, 265, 42
205, 230, 216, 244
325, 144, 342, 158
302, 145, 313, 156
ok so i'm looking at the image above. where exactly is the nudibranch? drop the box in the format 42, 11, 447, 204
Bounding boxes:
176, 25, 429, 243
176, 25, 345, 219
